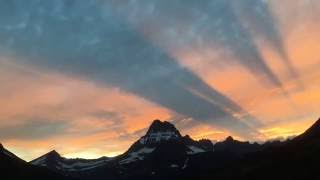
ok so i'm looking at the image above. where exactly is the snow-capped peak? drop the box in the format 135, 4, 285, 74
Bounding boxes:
139, 120, 181, 144
31, 150, 61, 166
123, 119, 213, 164
31, 150, 111, 172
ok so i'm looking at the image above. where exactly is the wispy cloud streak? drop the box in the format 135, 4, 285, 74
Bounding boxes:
111, 0, 295, 91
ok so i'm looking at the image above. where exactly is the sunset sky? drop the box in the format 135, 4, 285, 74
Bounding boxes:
0, 0, 319, 161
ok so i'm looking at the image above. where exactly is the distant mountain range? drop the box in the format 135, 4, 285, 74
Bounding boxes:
1, 118, 320, 180
0, 143, 74, 180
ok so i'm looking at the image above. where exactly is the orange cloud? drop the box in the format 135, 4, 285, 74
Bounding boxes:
164, 2, 320, 141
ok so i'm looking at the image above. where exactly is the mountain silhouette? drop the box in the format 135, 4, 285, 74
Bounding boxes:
28, 120, 214, 179
125, 120, 213, 155
1, 117, 320, 180
0, 144, 74, 180
31, 149, 111, 173
291, 118, 320, 144
213, 136, 261, 155
212, 118, 320, 180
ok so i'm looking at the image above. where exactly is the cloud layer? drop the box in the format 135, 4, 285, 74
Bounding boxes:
0, 0, 261, 137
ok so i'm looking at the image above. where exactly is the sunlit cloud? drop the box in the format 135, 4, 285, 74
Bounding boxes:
0, 0, 261, 138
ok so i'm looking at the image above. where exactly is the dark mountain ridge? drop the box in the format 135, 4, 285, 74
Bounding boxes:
29, 120, 214, 179
0, 143, 74, 180
210, 118, 320, 180
30, 149, 111, 173
2, 118, 320, 180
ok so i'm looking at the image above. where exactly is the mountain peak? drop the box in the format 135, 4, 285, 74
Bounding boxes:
226, 136, 234, 142
138, 120, 181, 145
31, 149, 62, 166
124, 119, 213, 164
0, 143, 3, 150
45, 150, 61, 158
145, 120, 181, 137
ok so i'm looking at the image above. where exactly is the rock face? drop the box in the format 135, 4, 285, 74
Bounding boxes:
117, 120, 214, 169
125, 120, 213, 157
139, 120, 182, 145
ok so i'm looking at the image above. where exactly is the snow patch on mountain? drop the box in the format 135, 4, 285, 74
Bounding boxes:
187, 145, 206, 154
57, 159, 111, 171
170, 164, 179, 168
119, 147, 155, 164
182, 158, 189, 169
139, 131, 180, 144
31, 156, 47, 165
31, 151, 112, 171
